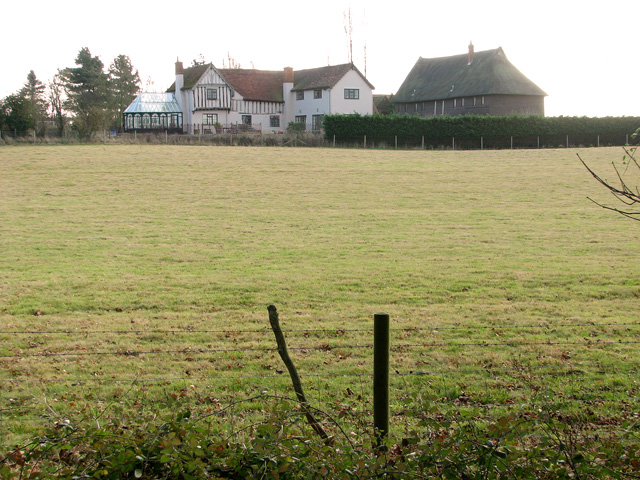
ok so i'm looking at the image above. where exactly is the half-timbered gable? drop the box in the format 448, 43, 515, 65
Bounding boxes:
191, 67, 233, 111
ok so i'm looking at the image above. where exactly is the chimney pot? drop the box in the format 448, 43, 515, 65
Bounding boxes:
468, 41, 474, 65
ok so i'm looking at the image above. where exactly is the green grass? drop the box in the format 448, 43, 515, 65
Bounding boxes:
1, 145, 639, 449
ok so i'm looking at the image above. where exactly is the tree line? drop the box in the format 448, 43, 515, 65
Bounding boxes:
0, 47, 140, 138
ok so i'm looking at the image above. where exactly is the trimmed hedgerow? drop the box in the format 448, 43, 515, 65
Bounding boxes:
323, 114, 640, 144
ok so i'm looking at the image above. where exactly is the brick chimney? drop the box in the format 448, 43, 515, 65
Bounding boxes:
283, 66, 294, 84
468, 41, 474, 65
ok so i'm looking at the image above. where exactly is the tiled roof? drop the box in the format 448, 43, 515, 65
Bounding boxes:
393, 48, 546, 103
166, 62, 374, 100
218, 69, 284, 102
292, 63, 374, 91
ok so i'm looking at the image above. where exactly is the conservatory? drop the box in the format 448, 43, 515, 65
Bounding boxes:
123, 92, 183, 133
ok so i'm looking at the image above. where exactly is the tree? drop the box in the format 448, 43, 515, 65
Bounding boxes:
579, 128, 640, 220
0, 92, 34, 135
48, 72, 66, 136
191, 54, 207, 66
22, 70, 48, 135
108, 54, 140, 131
62, 47, 109, 137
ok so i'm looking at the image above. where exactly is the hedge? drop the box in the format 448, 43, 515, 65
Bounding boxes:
323, 114, 640, 145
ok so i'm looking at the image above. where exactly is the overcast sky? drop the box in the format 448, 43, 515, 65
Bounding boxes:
3, 0, 637, 118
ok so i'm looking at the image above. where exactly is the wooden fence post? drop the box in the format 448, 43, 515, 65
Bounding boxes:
374, 313, 390, 447
268, 305, 332, 444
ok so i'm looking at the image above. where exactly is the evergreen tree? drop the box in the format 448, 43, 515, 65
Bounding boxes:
108, 55, 140, 131
62, 47, 109, 137
22, 70, 48, 135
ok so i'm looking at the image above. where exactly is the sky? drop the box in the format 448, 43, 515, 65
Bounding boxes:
2, 0, 638, 118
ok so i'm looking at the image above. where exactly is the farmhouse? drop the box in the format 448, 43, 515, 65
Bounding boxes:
393, 43, 547, 117
123, 60, 374, 134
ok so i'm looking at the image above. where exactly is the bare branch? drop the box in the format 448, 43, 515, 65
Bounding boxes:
578, 151, 640, 221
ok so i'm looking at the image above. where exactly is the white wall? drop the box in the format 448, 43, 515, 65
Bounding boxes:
329, 69, 374, 115
290, 89, 331, 125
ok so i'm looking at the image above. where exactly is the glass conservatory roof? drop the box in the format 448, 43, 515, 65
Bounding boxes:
124, 92, 182, 114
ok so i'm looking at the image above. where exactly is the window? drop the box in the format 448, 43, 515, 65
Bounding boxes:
207, 88, 217, 100
481, 96, 485, 105
473, 97, 477, 106
203, 113, 218, 125
296, 91, 304, 100
241, 115, 252, 125
270, 116, 280, 128
344, 88, 359, 99
312, 114, 324, 131
453, 99, 457, 108
295, 115, 307, 129
314, 89, 322, 99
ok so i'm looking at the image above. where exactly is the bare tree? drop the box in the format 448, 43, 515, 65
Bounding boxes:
579, 129, 640, 220
48, 72, 66, 136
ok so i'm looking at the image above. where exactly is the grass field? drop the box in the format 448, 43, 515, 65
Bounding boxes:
1, 145, 639, 462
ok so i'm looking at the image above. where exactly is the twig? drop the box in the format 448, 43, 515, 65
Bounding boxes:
578, 152, 640, 221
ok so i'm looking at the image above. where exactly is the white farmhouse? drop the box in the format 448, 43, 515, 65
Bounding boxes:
123, 60, 374, 134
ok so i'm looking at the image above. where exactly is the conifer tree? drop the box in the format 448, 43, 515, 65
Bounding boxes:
62, 47, 109, 137
108, 55, 140, 131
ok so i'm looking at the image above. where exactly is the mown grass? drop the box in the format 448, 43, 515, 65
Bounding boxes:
1, 145, 639, 452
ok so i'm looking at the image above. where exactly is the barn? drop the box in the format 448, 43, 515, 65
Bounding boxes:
393, 43, 547, 117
